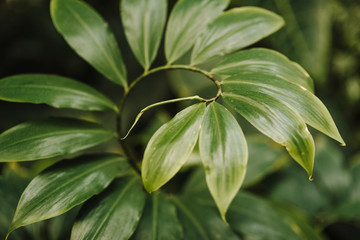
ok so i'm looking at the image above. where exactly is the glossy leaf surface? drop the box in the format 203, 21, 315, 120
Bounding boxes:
165, 0, 229, 64
132, 192, 183, 240
71, 177, 145, 240
199, 102, 247, 220
222, 72, 344, 145
212, 48, 314, 92
121, 0, 167, 69
0, 118, 114, 162
223, 86, 315, 177
228, 192, 304, 240
142, 103, 206, 193
50, 0, 127, 88
8, 155, 129, 236
0, 74, 117, 112
172, 196, 240, 240
191, 7, 284, 65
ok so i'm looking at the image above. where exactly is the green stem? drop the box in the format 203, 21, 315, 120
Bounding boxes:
116, 64, 221, 173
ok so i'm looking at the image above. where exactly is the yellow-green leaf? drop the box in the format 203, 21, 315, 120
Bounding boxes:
199, 102, 248, 220
142, 103, 206, 193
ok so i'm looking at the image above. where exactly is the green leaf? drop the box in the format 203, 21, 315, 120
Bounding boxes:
211, 48, 314, 92
132, 192, 183, 240
165, 0, 229, 64
0, 74, 117, 112
7, 154, 129, 237
222, 86, 315, 177
121, 0, 167, 70
199, 102, 247, 220
71, 177, 146, 240
220, 71, 344, 145
50, 0, 127, 88
0, 118, 114, 162
172, 196, 240, 240
142, 103, 206, 193
191, 7, 284, 65
228, 192, 305, 240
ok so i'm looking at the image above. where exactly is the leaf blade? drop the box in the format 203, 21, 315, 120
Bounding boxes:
121, 0, 167, 69
191, 7, 284, 65
212, 48, 314, 92
0, 74, 117, 112
199, 102, 248, 220
50, 0, 127, 87
223, 72, 344, 145
71, 177, 146, 240
0, 118, 115, 162
222, 86, 315, 177
142, 103, 206, 193
165, 0, 229, 64
7, 154, 129, 235
132, 192, 183, 240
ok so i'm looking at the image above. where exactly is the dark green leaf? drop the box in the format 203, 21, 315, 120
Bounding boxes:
132, 192, 183, 240
121, 0, 167, 70
172, 196, 240, 240
142, 103, 206, 193
211, 48, 314, 92
191, 7, 284, 65
165, 0, 229, 64
0, 74, 117, 112
50, 0, 127, 88
199, 102, 247, 220
7, 154, 129, 236
0, 118, 115, 162
228, 192, 303, 240
222, 85, 315, 177
71, 177, 146, 240
221, 71, 344, 145
243, 135, 286, 187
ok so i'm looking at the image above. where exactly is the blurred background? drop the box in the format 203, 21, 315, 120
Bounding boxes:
0, 0, 359, 239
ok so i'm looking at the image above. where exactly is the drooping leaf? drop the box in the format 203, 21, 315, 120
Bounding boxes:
50, 0, 127, 88
228, 192, 306, 240
165, 0, 229, 64
132, 192, 183, 240
0, 74, 117, 112
220, 71, 344, 145
222, 86, 315, 177
142, 103, 206, 193
71, 177, 146, 240
0, 118, 115, 162
191, 7, 284, 65
199, 102, 247, 220
172, 196, 240, 240
211, 48, 314, 92
121, 0, 167, 70
7, 154, 129, 237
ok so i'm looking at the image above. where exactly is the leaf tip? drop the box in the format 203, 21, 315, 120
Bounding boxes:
308, 175, 314, 182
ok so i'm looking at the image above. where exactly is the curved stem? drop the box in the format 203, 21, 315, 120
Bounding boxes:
116, 64, 222, 173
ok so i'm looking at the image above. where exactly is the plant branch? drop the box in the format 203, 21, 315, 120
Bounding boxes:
116, 64, 222, 173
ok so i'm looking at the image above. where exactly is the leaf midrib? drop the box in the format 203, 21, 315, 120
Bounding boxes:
91, 178, 137, 240
12, 157, 120, 228
64, 2, 126, 87
172, 197, 209, 240
0, 128, 111, 150
1, 84, 114, 109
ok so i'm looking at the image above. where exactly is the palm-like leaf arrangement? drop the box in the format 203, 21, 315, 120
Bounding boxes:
0, 0, 344, 239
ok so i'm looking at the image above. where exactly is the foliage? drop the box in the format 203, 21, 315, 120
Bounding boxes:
0, 0, 355, 239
